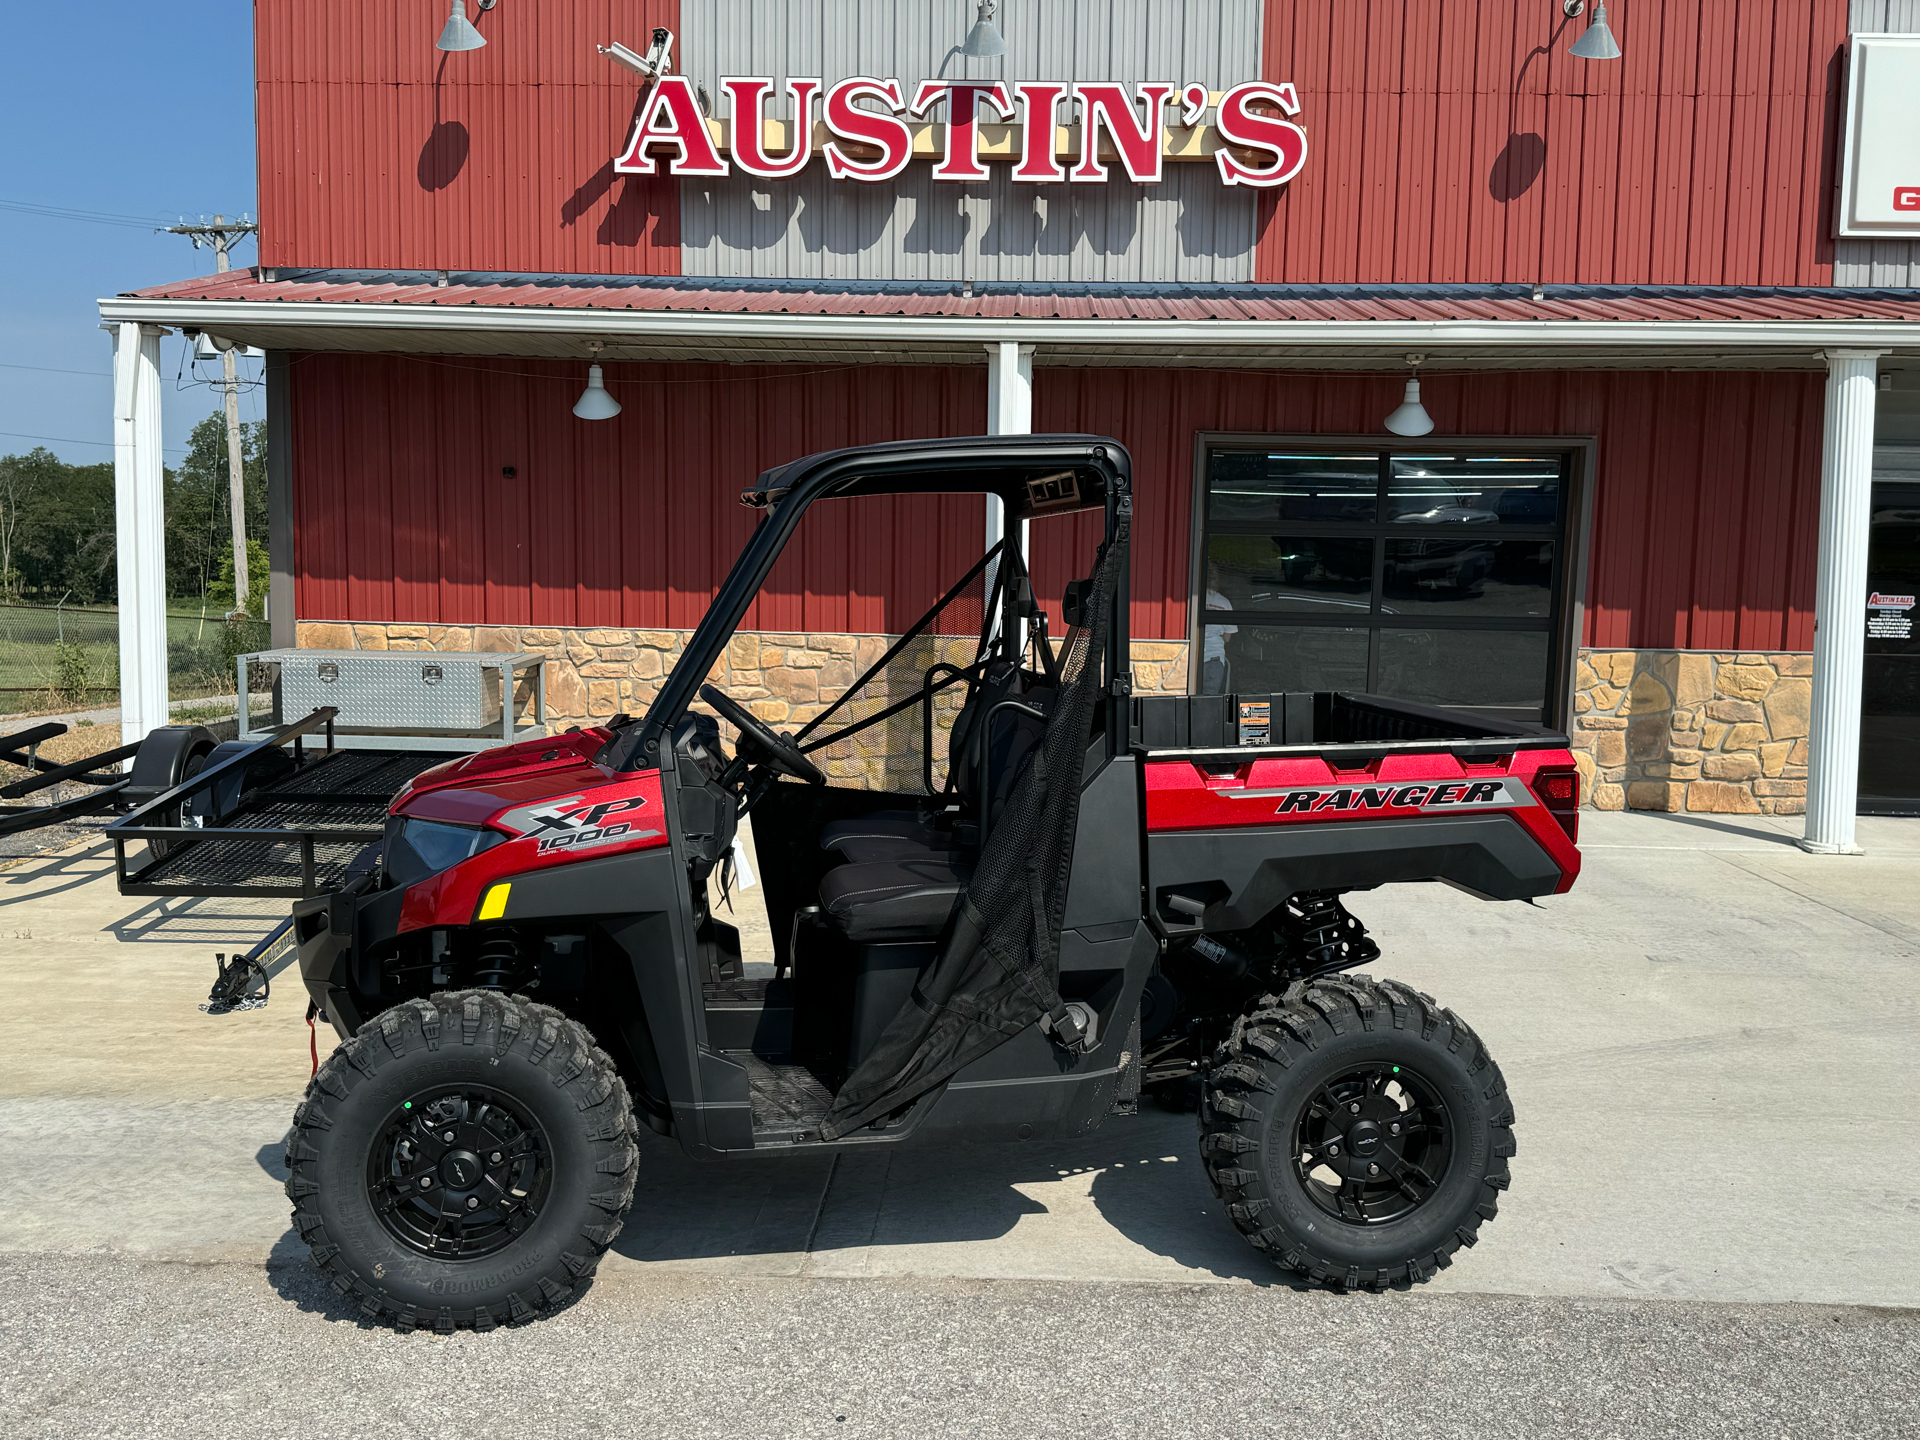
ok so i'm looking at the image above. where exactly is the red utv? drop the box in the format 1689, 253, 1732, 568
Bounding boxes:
281, 436, 1581, 1330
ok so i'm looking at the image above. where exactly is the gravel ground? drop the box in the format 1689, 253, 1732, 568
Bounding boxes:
0, 1255, 1912, 1439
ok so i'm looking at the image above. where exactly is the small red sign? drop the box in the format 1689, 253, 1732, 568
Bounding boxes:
1895, 187, 1921, 212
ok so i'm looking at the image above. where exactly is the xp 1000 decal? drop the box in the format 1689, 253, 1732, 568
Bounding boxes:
493, 792, 663, 855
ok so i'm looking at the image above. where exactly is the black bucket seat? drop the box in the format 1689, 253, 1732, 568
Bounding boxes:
819, 662, 1052, 864
814, 667, 1054, 944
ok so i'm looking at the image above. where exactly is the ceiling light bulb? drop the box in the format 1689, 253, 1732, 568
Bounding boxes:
1384, 377, 1435, 437
573, 364, 622, 421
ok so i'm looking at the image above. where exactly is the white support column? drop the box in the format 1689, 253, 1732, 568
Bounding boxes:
984, 341, 1034, 560
112, 322, 170, 750
1801, 348, 1887, 855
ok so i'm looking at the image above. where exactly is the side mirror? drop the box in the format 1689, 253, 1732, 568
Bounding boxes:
1062, 578, 1093, 628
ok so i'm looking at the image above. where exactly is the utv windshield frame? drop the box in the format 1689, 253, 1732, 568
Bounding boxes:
604, 434, 1135, 774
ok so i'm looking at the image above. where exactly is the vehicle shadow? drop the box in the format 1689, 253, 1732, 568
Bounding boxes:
609, 1104, 1296, 1287
260, 1104, 1300, 1329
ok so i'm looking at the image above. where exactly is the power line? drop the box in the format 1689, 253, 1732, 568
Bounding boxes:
0, 361, 114, 379
0, 429, 187, 455
0, 198, 184, 230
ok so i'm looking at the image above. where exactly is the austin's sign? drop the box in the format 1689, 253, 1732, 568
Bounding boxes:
610, 76, 1308, 189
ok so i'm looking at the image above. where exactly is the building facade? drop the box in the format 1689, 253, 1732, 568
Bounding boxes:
104, 0, 1919, 842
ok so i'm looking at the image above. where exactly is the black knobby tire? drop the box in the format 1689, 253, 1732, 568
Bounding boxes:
1198, 975, 1515, 1291
284, 990, 639, 1332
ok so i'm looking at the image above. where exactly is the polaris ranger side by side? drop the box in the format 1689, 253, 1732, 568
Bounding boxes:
277, 435, 1583, 1331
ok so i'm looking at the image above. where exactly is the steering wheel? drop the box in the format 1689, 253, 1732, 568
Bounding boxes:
699, 685, 826, 786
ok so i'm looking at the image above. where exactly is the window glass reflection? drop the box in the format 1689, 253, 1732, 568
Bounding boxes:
1200, 625, 1369, 695
1381, 539, 1554, 617
1206, 536, 1373, 615
1375, 630, 1548, 716
1388, 455, 1560, 525
1208, 452, 1379, 523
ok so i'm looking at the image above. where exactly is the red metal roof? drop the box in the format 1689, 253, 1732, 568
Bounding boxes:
125, 267, 1917, 324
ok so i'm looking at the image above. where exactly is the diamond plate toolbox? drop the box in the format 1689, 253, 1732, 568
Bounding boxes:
269, 649, 521, 734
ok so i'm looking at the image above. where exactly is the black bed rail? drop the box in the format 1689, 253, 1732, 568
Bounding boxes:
108, 706, 382, 897
1130, 690, 1568, 764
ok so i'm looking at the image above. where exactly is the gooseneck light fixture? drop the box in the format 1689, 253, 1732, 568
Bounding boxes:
1383, 354, 1436, 438
573, 344, 622, 421
1565, 0, 1622, 60
436, 0, 497, 53
963, 1, 1007, 59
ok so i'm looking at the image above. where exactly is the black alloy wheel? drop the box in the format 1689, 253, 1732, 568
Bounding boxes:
367, 1085, 553, 1260
1290, 1062, 1453, 1226
284, 990, 638, 1332
1198, 975, 1515, 1291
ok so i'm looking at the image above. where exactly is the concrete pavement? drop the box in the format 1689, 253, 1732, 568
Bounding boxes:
0, 811, 1914, 1436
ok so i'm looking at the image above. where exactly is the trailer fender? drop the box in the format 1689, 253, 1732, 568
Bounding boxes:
125, 725, 221, 859
125, 725, 219, 802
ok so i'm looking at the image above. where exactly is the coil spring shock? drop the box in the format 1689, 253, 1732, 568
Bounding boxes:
1282, 890, 1381, 977
473, 933, 520, 991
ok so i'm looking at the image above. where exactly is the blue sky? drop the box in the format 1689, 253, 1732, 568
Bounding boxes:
0, 2, 261, 467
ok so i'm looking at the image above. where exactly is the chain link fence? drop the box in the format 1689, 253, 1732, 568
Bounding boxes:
0, 603, 271, 716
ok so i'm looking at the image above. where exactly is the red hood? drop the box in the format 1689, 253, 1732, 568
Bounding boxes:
393, 727, 621, 825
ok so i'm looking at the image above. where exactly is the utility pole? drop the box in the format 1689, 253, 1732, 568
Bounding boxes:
162, 215, 258, 619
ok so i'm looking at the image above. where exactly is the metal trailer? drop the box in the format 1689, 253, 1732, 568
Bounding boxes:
0, 719, 226, 839
106, 651, 550, 1009
111, 648, 552, 899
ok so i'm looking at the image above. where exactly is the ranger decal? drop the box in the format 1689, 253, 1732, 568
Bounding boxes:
1249, 777, 1538, 815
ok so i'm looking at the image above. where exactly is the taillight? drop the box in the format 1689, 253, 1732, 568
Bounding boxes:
1533, 766, 1579, 843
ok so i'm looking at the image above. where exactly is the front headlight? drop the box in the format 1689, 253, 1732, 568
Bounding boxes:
386, 818, 505, 887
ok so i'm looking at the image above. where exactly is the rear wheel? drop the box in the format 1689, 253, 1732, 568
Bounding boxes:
284, 990, 638, 1331
1198, 975, 1514, 1290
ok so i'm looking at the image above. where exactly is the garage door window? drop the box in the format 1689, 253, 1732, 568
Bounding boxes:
1196, 447, 1570, 723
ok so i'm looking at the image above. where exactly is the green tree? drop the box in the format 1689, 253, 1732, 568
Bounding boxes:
165, 412, 268, 600
208, 537, 271, 618
0, 409, 271, 609
0, 448, 117, 603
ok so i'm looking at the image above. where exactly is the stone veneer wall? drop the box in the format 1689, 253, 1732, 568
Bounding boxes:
295, 620, 1192, 734
303, 625, 1810, 814
1570, 649, 1811, 815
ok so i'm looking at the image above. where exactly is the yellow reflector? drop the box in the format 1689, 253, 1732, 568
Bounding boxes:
477, 883, 511, 921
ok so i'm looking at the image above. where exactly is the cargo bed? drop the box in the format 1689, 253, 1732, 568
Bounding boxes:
1131, 689, 1570, 760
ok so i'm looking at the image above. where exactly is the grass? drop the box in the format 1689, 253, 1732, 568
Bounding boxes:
0, 598, 273, 716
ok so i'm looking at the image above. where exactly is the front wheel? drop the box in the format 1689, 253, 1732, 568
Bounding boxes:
284, 990, 638, 1331
1199, 976, 1514, 1290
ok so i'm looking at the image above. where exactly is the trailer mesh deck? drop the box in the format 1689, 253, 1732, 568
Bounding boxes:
114, 742, 449, 898
271, 751, 443, 800
133, 834, 379, 894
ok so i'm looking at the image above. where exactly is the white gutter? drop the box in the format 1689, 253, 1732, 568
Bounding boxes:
94, 294, 1916, 352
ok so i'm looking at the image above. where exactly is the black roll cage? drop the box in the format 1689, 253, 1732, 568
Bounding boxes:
602, 434, 1134, 774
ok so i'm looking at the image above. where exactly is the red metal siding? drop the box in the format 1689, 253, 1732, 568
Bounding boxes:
293, 358, 1822, 656
254, 0, 680, 274
290, 354, 984, 630
1033, 367, 1824, 652
1257, 0, 1845, 285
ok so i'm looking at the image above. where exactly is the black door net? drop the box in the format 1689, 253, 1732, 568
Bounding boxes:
820, 511, 1130, 1138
